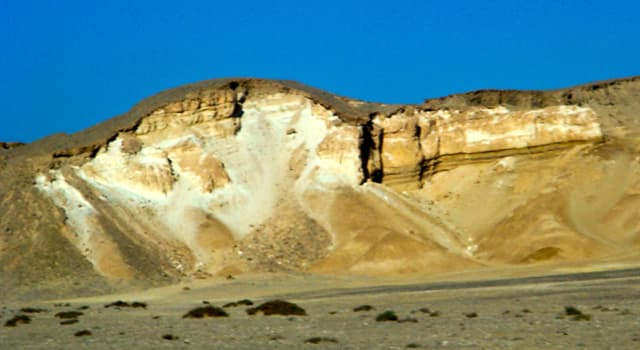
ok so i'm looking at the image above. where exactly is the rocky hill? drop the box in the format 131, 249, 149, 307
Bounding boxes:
1, 77, 639, 301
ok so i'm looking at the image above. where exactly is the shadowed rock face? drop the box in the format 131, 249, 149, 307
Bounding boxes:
0, 142, 25, 150
1, 77, 640, 301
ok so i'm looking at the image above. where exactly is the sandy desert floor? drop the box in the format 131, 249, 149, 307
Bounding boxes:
2, 262, 640, 349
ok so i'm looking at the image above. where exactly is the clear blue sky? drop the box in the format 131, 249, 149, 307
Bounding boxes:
1, 0, 638, 143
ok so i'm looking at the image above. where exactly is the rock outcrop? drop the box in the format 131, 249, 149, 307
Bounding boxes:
0, 142, 25, 150
1, 76, 639, 301
362, 104, 602, 189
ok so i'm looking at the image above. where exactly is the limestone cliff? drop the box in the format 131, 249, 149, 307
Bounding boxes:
1, 77, 639, 301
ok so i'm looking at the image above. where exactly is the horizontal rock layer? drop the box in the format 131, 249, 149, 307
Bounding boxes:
365, 105, 602, 190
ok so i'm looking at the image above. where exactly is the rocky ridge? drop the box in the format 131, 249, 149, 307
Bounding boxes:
1, 77, 639, 301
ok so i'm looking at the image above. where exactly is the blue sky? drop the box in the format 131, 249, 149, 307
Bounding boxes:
1, 1, 638, 143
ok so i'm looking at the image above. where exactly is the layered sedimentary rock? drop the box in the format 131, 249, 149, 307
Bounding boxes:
1, 77, 639, 300
363, 104, 602, 189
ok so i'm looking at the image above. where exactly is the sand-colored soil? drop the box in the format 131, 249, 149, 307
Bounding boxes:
2, 266, 640, 349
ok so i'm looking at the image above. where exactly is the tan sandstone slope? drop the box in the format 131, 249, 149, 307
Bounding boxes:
1, 77, 639, 300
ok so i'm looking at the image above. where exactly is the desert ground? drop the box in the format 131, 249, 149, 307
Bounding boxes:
3, 261, 640, 349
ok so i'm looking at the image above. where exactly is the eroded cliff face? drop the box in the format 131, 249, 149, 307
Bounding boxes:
33, 88, 364, 280
2, 77, 639, 300
364, 105, 602, 189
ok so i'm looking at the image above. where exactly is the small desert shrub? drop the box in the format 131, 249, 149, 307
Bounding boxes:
104, 301, 147, 309
19, 307, 46, 313
183, 305, 228, 318
375, 310, 398, 322
353, 305, 374, 312
465, 312, 478, 318
246, 300, 306, 316
304, 337, 338, 344
55, 311, 83, 319
572, 314, 592, 321
105, 301, 122, 308
223, 299, 254, 308
162, 334, 179, 340
60, 319, 79, 325
4, 315, 31, 327
564, 306, 591, 321
564, 306, 582, 316
74, 330, 92, 337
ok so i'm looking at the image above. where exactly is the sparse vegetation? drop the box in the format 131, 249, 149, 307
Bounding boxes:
414, 307, 440, 317
104, 301, 147, 309
183, 305, 229, 318
304, 337, 338, 344
353, 305, 374, 312
162, 334, 179, 340
565, 306, 591, 321
572, 313, 592, 321
4, 315, 31, 327
74, 330, 92, 337
246, 300, 306, 316
223, 299, 254, 308
565, 306, 582, 316
465, 312, 478, 318
55, 311, 83, 319
19, 307, 46, 313
375, 310, 398, 322
60, 319, 79, 325
416, 307, 430, 314
107, 301, 127, 308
